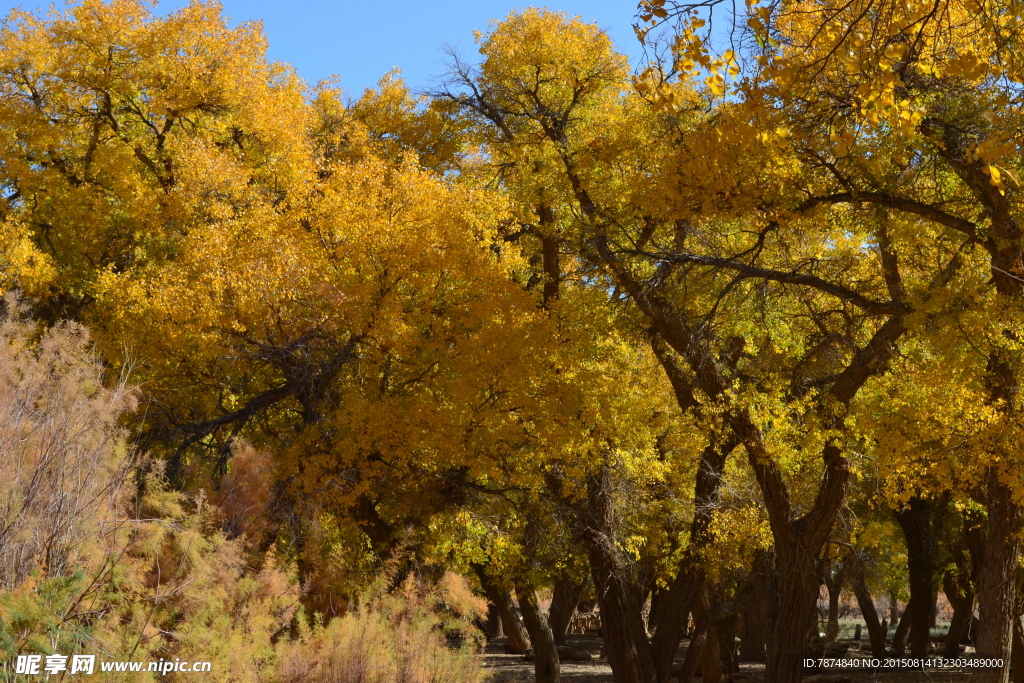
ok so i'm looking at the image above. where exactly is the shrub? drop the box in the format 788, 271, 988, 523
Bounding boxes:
277, 573, 486, 683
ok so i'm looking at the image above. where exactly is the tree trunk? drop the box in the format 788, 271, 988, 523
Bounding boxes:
517, 582, 561, 683
740, 551, 774, 661
973, 471, 1024, 683
945, 594, 974, 655
484, 602, 504, 640
892, 597, 913, 654
894, 494, 947, 657
678, 609, 711, 683
765, 548, 821, 683
648, 341, 738, 682
473, 563, 530, 654
824, 568, 844, 642
702, 624, 723, 683
1011, 615, 1024, 683
850, 555, 887, 658
548, 576, 585, 646
579, 465, 657, 683
718, 614, 740, 675
943, 568, 975, 656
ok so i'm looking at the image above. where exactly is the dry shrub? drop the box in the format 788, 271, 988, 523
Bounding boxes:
84, 469, 303, 682
0, 302, 485, 681
0, 296, 135, 588
277, 572, 486, 683
214, 441, 275, 544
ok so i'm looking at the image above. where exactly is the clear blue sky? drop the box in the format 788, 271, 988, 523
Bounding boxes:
0, 0, 649, 97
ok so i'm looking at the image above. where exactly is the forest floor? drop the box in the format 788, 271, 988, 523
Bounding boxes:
480, 634, 613, 682
478, 636, 977, 683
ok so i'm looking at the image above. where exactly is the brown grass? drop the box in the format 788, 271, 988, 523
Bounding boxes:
0, 295, 136, 588
277, 573, 487, 683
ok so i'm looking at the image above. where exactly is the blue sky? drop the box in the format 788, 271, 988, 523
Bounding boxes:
0, 0, 649, 97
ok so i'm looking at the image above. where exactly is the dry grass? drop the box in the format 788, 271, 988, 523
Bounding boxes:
0, 295, 136, 588
278, 573, 487, 683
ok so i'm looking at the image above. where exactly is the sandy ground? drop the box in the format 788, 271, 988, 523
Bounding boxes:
481, 634, 613, 682
479, 636, 979, 683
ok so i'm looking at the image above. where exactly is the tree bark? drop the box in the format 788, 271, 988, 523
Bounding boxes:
943, 569, 974, 656
548, 576, 585, 646
677, 589, 712, 683
517, 582, 561, 683
734, 316, 906, 683
740, 550, 774, 661
765, 544, 822, 683
824, 565, 845, 642
850, 554, 887, 658
892, 597, 913, 654
1011, 615, 1024, 683
974, 471, 1024, 683
484, 601, 504, 640
473, 563, 530, 654
718, 614, 740, 675
702, 624, 723, 683
894, 494, 948, 657
648, 339, 738, 682
579, 465, 657, 683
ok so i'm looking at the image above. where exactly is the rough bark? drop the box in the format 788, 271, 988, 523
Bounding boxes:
823, 565, 845, 642
517, 582, 561, 683
850, 555, 887, 657
892, 597, 913, 654
473, 563, 530, 654
894, 494, 948, 657
766, 544, 823, 683
579, 465, 657, 683
974, 472, 1024, 683
548, 576, 585, 646
1011, 615, 1024, 683
718, 614, 740, 675
740, 550, 774, 662
702, 624, 723, 683
943, 569, 975, 656
677, 590, 713, 683
484, 601, 504, 640
648, 339, 739, 682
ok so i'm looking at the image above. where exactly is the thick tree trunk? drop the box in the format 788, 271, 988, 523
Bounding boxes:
850, 556, 887, 658
824, 567, 844, 642
484, 602, 504, 640
473, 563, 530, 654
894, 494, 947, 657
548, 576, 585, 646
517, 583, 561, 683
579, 466, 657, 683
718, 614, 740, 675
740, 551, 774, 661
945, 594, 974, 654
678, 609, 711, 683
943, 568, 975, 656
765, 548, 821, 683
702, 624, 723, 683
974, 472, 1024, 683
648, 341, 738, 682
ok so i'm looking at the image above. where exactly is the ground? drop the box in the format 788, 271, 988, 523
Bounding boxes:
478, 634, 979, 683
